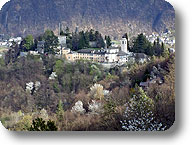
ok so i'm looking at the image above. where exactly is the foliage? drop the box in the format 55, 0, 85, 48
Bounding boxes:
103, 101, 116, 116
64, 27, 71, 37
28, 118, 58, 131
132, 33, 152, 55
120, 87, 167, 131
60, 30, 65, 36
4, 44, 20, 64
14, 114, 32, 131
23, 35, 34, 51
161, 43, 169, 57
131, 34, 166, 57
56, 100, 64, 121
152, 38, 165, 56
42, 30, 59, 54
105, 35, 112, 48
68, 29, 105, 51
53, 59, 64, 76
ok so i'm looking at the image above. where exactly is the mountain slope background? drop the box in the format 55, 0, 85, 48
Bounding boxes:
0, 0, 175, 38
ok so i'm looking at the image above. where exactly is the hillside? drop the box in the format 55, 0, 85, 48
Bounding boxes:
0, 0, 175, 38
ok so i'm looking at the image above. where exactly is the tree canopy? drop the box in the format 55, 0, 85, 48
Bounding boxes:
23, 35, 34, 51
68, 29, 105, 51
28, 118, 58, 131
131, 33, 165, 57
132, 33, 152, 55
105, 35, 112, 48
42, 30, 59, 54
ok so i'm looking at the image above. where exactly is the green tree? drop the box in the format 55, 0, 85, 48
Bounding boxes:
69, 29, 105, 50
71, 32, 79, 51
28, 118, 58, 131
60, 30, 65, 36
95, 32, 105, 48
146, 42, 154, 56
54, 59, 64, 76
78, 31, 89, 49
161, 42, 165, 55
14, 115, 32, 131
43, 30, 59, 54
153, 38, 165, 56
103, 101, 116, 117
23, 35, 34, 51
89, 29, 95, 41
161, 43, 169, 57
132, 33, 152, 55
56, 100, 64, 121
105, 35, 112, 48
65, 27, 71, 37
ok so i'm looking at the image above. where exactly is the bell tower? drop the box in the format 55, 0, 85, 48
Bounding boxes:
121, 38, 128, 53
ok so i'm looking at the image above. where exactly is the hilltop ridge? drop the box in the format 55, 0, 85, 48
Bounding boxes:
0, 0, 175, 37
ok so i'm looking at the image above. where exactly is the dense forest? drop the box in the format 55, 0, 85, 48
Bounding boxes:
63, 28, 106, 51
0, 50, 175, 131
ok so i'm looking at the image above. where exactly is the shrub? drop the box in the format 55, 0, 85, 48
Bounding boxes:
28, 118, 58, 131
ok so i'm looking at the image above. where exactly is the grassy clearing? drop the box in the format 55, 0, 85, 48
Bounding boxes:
112, 40, 121, 45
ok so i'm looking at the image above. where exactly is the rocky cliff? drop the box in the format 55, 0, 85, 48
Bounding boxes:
0, 0, 175, 38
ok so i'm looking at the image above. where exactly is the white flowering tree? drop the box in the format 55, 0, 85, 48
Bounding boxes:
26, 81, 41, 94
88, 100, 103, 114
49, 72, 57, 80
71, 101, 86, 114
25, 82, 34, 94
120, 87, 167, 131
90, 84, 104, 101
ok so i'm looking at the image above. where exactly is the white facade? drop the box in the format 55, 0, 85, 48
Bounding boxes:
105, 53, 118, 63
58, 36, 67, 47
121, 38, 127, 53
118, 55, 128, 64
106, 48, 119, 54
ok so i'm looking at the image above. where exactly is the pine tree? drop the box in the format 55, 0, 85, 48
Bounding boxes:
153, 37, 164, 56
60, 30, 65, 36
89, 29, 95, 41
65, 27, 71, 37
57, 100, 64, 116
43, 30, 59, 54
105, 35, 112, 48
161, 42, 169, 57
132, 33, 152, 55
161, 42, 165, 55
56, 100, 64, 123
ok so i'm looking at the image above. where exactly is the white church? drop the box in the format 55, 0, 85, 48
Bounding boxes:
60, 36, 131, 64
103, 37, 130, 63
